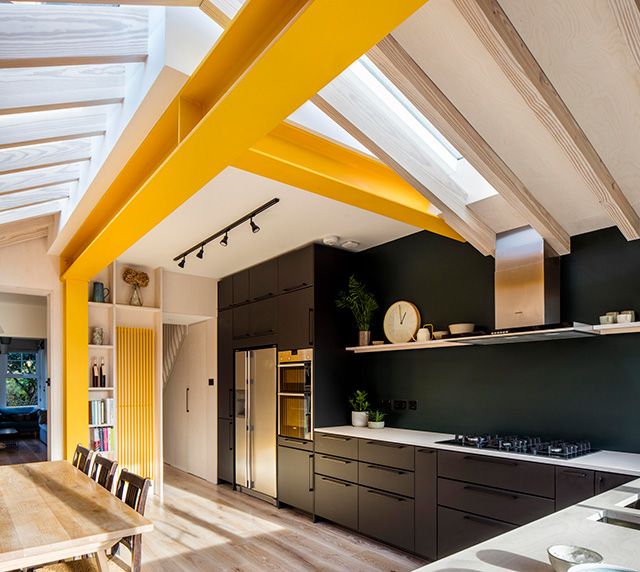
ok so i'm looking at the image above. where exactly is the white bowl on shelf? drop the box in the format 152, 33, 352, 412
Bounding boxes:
448, 323, 475, 335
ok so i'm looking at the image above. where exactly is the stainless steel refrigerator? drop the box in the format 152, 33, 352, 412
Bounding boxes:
234, 347, 277, 499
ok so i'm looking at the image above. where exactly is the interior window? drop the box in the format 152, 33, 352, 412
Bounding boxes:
5, 352, 38, 407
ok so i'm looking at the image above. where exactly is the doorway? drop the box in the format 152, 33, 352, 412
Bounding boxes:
0, 292, 49, 464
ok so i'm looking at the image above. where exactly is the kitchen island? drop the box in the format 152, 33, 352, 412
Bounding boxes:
414, 477, 640, 571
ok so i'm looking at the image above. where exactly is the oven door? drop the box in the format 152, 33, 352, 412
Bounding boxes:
278, 391, 312, 440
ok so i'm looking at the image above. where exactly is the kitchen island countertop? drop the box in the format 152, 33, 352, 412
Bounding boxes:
316, 426, 640, 476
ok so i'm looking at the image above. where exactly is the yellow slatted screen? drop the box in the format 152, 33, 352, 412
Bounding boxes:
116, 327, 155, 479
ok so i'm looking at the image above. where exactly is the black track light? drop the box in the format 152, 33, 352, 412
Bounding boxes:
196, 245, 204, 259
220, 232, 229, 247
250, 217, 260, 234
178, 257, 186, 269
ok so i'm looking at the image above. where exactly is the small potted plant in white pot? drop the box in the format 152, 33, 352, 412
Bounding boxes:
349, 390, 369, 427
368, 410, 386, 429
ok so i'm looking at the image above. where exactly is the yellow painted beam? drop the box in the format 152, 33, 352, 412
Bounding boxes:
63, 278, 88, 460
235, 122, 462, 242
61, 0, 428, 280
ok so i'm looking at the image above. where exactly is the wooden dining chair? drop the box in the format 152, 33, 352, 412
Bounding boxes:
89, 455, 118, 492
71, 444, 92, 475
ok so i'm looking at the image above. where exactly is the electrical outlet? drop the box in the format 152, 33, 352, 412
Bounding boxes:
393, 399, 407, 410
408, 400, 418, 411
380, 399, 392, 410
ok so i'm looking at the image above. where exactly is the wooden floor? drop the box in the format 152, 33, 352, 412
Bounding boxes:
135, 464, 426, 572
0, 437, 47, 466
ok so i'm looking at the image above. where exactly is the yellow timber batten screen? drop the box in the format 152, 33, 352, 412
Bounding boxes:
116, 327, 155, 479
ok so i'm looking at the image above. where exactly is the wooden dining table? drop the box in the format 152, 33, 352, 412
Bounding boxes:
0, 461, 153, 571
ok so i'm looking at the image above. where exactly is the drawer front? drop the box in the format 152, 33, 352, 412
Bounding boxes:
277, 446, 314, 514
314, 476, 358, 530
438, 506, 516, 558
438, 478, 554, 526
438, 450, 555, 498
359, 486, 414, 552
278, 436, 314, 452
359, 462, 414, 498
555, 467, 595, 510
315, 433, 358, 460
415, 448, 437, 561
315, 453, 358, 483
596, 471, 635, 494
358, 439, 414, 471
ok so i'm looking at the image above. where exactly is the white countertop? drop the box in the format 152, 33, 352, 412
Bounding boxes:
415, 480, 640, 571
316, 426, 640, 476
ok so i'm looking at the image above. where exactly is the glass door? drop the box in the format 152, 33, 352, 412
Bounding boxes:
278, 361, 312, 440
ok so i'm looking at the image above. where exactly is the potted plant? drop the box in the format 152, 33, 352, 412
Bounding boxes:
336, 275, 378, 346
349, 389, 370, 427
368, 410, 386, 429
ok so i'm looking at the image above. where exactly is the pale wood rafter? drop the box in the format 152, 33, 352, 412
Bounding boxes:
454, 0, 640, 240
0, 215, 53, 249
369, 35, 570, 255
0, 140, 92, 175
609, 0, 640, 71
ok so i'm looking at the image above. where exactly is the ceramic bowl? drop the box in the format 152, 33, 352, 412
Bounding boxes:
433, 330, 448, 340
547, 545, 603, 572
599, 315, 615, 325
448, 323, 475, 335
617, 313, 633, 323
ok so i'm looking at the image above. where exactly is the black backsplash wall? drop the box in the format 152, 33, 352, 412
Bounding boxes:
352, 227, 640, 453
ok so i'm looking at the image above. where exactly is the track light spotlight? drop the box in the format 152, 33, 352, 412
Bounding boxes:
220, 232, 229, 247
196, 245, 204, 259
178, 257, 186, 268
250, 217, 260, 234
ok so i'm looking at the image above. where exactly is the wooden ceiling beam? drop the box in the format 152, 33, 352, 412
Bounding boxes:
11, 0, 199, 4
0, 184, 70, 212
0, 141, 92, 175
0, 98, 124, 117
454, 0, 640, 240
0, 164, 81, 195
0, 6, 148, 68
0, 215, 53, 249
0, 200, 64, 226
369, 35, 571, 255
609, 0, 640, 72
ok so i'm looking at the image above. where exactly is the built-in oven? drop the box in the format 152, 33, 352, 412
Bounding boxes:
278, 348, 313, 441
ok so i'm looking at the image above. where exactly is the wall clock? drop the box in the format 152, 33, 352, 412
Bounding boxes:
383, 301, 421, 344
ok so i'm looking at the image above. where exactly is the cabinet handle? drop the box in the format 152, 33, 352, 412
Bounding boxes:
282, 437, 310, 444
365, 441, 406, 449
463, 514, 512, 529
366, 489, 406, 502
186, 387, 189, 413
283, 282, 308, 292
417, 449, 435, 454
463, 484, 518, 500
559, 469, 589, 478
366, 464, 406, 475
228, 389, 234, 418
321, 456, 351, 465
463, 455, 518, 467
309, 454, 314, 492
321, 435, 351, 442
308, 308, 314, 345
320, 476, 351, 487
228, 421, 233, 451
253, 329, 274, 336
253, 293, 274, 301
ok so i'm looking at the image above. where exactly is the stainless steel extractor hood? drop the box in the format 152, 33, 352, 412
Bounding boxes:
458, 227, 595, 345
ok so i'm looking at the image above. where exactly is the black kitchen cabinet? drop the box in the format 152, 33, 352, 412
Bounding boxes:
359, 439, 414, 471
232, 305, 251, 341
278, 444, 314, 513
555, 467, 595, 510
359, 486, 414, 552
315, 475, 358, 530
278, 287, 314, 350
232, 270, 251, 306
250, 297, 277, 338
218, 309, 234, 419
218, 277, 233, 310
218, 418, 234, 484
415, 448, 437, 561
250, 259, 278, 301
596, 471, 635, 494
278, 246, 314, 294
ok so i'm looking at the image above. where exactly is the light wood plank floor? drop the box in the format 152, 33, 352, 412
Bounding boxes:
134, 464, 426, 571
0, 437, 47, 465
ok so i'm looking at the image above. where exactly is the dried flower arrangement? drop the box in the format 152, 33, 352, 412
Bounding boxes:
122, 268, 149, 306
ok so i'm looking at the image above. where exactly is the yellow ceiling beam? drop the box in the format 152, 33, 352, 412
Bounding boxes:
235, 122, 462, 242
61, 0, 429, 280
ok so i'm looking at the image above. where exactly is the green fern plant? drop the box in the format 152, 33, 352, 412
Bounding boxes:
348, 390, 370, 412
336, 275, 378, 331
368, 410, 386, 423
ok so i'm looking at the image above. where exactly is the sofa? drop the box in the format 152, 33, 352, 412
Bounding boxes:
0, 406, 40, 437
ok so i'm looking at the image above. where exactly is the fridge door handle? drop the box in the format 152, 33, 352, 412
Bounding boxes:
186, 387, 189, 413
246, 352, 251, 489
308, 454, 314, 492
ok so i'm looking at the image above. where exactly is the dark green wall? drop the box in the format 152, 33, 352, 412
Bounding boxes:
352, 227, 640, 453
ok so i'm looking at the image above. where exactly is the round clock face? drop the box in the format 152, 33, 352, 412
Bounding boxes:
383, 301, 421, 344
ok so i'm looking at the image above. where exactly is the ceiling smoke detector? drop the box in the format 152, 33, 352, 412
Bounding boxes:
322, 235, 340, 246
341, 240, 360, 250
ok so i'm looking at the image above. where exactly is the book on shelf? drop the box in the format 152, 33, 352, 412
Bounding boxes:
89, 397, 115, 425
91, 426, 114, 453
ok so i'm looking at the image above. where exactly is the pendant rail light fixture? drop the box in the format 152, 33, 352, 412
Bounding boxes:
174, 198, 279, 268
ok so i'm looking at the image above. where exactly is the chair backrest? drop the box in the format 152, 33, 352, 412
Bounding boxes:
115, 470, 151, 516
90, 454, 118, 491
72, 444, 92, 474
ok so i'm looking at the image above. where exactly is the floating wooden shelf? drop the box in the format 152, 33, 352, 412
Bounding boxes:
115, 304, 161, 313
88, 387, 114, 392
88, 301, 114, 308
593, 321, 640, 335
89, 344, 113, 350
347, 339, 461, 353
89, 424, 114, 428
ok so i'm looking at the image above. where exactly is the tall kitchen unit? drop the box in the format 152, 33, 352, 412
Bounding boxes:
234, 347, 277, 500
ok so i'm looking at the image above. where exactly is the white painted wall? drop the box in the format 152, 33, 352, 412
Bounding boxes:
163, 270, 216, 319
0, 294, 47, 338
0, 237, 62, 459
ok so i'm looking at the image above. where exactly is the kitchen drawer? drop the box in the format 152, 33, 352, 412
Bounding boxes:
438, 506, 516, 558
438, 477, 554, 526
555, 466, 595, 510
315, 433, 358, 460
596, 471, 635, 494
438, 450, 555, 498
358, 439, 414, 471
314, 475, 358, 530
277, 445, 314, 514
359, 486, 414, 552
278, 436, 314, 451
359, 462, 414, 498
315, 453, 358, 483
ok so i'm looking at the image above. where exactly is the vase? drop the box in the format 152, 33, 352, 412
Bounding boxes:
91, 327, 104, 345
368, 421, 385, 429
358, 330, 371, 346
351, 411, 368, 427
129, 284, 143, 306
